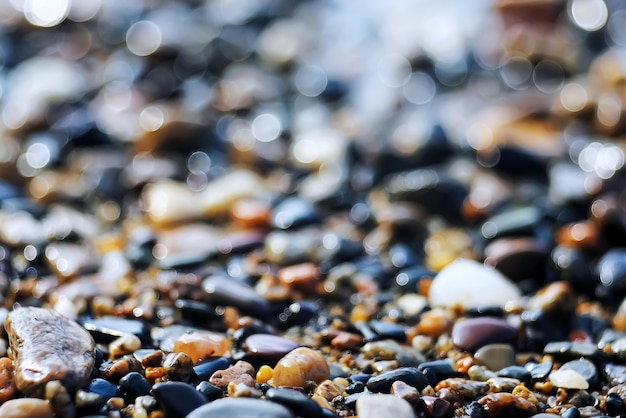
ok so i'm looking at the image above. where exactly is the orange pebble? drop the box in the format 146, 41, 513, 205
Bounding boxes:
277, 263, 320, 293
0, 357, 15, 403
174, 331, 230, 363
230, 199, 271, 229
145, 367, 165, 382
417, 308, 452, 339
457, 356, 474, 374
256, 365, 273, 384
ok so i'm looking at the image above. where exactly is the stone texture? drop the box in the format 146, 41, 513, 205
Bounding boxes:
187, 397, 295, 418
451, 317, 518, 352
0, 398, 54, 418
209, 360, 256, 389
5, 307, 95, 397
272, 347, 330, 388
356, 394, 415, 418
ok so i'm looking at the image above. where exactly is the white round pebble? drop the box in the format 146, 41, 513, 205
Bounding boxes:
549, 369, 589, 390
429, 259, 521, 309
397, 293, 428, 316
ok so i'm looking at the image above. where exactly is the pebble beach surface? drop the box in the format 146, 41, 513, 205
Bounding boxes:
1, 1, 626, 418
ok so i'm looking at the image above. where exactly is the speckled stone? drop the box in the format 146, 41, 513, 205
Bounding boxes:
478, 392, 537, 417
451, 317, 518, 352
429, 259, 521, 309
187, 397, 295, 418
209, 361, 255, 389
5, 307, 95, 397
474, 344, 515, 371
356, 394, 415, 418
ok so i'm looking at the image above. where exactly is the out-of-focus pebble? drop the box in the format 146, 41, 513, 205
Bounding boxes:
356, 394, 415, 418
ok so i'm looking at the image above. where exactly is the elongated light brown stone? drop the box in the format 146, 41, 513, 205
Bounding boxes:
5, 307, 95, 397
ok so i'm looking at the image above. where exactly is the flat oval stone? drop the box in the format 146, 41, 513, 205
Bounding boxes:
5, 307, 95, 397
549, 369, 589, 390
202, 276, 269, 318
187, 397, 295, 418
366, 367, 428, 393
244, 334, 300, 360
429, 259, 521, 309
265, 387, 324, 418
474, 344, 515, 371
152, 381, 208, 418
451, 317, 518, 352
356, 393, 415, 418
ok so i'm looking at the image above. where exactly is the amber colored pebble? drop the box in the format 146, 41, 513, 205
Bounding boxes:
478, 392, 537, 417
272, 347, 330, 388
230, 199, 271, 229
0, 357, 16, 403
419, 278, 432, 297
556, 221, 600, 250
145, 367, 165, 382
174, 331, 230, 363
141, 351, 164, 368
330, 332, 364, 351
277, 263, 320, 293
511, 385, 539, 407
456, 357, 474, 375
534, 380, 553, 393
256, 365, 273, 384
417, 308, 453, 339
314, 379, 343, 402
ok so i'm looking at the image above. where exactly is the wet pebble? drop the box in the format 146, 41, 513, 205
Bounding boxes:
559, 358, 598, 388
356, 393, 415, 418
173, 331, 230, 363
265, 387, 324, 418
435, 378, 490, 398
86, 378, 118, 401
474, 344, 515, 371
527, 362, 553, 381
196, 381, 223, 401
391, 380, 419, 405
361, 339, 425, 367
604, 363, 626, 386
244, 334, 300, 361
80, 316, 148, 344
193, 357, 230, 381
209, 360, 256, 390
5, 307, 95, 397
366, 367, 429, 393
187, 397, 295, 418
202, 276, 270, 318
496, 366, 531, 384
549, 369, 589, 390
420, 395, 454, 418
478, 392, 537, 417
451, 317, 518, 352
163, 352, 195, 382
0, 398, 54, 418
152, 381, 208, 418
118, 371, 152, 398
272, 347, 330, 388
429, 259, 521, 309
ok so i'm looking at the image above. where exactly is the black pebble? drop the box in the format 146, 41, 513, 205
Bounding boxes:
87, 378, 118, 400
496, 366, 531, 384
152, 381, 208, 418
366, 367, 428, 393
118, 372, 151, 399
196, 381, 223, 400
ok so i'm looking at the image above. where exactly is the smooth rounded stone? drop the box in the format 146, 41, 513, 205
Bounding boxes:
80, 316, 149, 344
560, 358, 598, 388
391, 380, 419, 405
474, 344, 515, 371
271, 197, 319, 229
143, 169, 263, 225
366, 367, 429, 393
0, 356, 16, 403
196, 381, 223, 401
361, 339, 425, 367
163, 352, 195, 382
611, 336, 626, 359
264, 230, 323, 265
75, 389, 105, 410
417, 360, 458, 385
486, 377, 520, 393
0, 398, 54, 418
244, 334, 300, 360
480, 206, 544, 241
394, 266, 435, 294
597, 248, 626, 295
174, 331, 230, 363
543, 341, 604, 361
604, 363, 626, 385
202, 276, 270, 318
368, 320, 407, 341
265, 388, 324, 418
187, 397, 295, 418
530, 414, 562, 418
527, 281, 576, 315
549, 369, 589, 390
484, 237, 548, 282
496, 366, 531, 384
420, 395, 454, 418
478, 392, 537, 417
5, 307, 95, 397
435, 378, 489, 398
272, 347, 330, 388
118, 372, 151, 398
561, 408, 581, 418
152, 381, 208, 418
193, 357, 230, 381
87, 378, 118, 401
209, 360, 255, 389
468, 365, 496, 382
356, 393, 415, 418
451, 317, 518, 352
429, 259, 521, 309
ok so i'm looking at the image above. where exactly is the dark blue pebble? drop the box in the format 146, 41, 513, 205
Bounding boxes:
193, 357, 230, 381
118, 372, 151, 398
87, 378, 118, 401
464, 400, 485, 418
496, 366, 531, 384
349, 374, 372, 384
196, 381, 223, 401
353, 321, 378, 342
561, 406, 581, 418
366, 367, 428, 393
344, 391, 367, 409
174, 299, 218, 324
265, 388, 324, 418
186, 397, 295, 418
202, 276, 269, 318
605, 393, 624, 416
369, 320, 406, 341
152, 381, 208, 418
418, 360, 458, 380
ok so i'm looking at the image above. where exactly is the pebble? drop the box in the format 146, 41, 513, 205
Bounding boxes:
163, 352, 195, 382
186, 397, 295, 418
429, 259, 521, 309
5, 307, 95, 397
80, 316, 148, 344
86, 378, 118, 401
486, 377, 520, 393
483, 237, 548, 283
366, 367, 428, 393
193, 357, 230, 381
420, 395, 454, 418
271, 197, 319, 230
451, 317, 518, 352
478, 392, 537, 417
265, 387, 324, 418
152, 381, 208, 418
173, 331, 230, 363
549, 369, 589, 390
435, 378, 490, 398
603, 363, 626, 386
209, 360, 256, 390
356, 393, 415, 418
118, 372, 152, 398
559, 358, 598, 388
244, 334, 300, 360
272, 347, 330, 388
527, 362, 554, 381
0, 357, 16, 403
496, 366, 531, 384
361, 339, 425, 367
390, 380, 419, 405
202, 276, 270, 318
196, 381, 223, 401
473, 344, 515, 371
0, 398, 55, 418
109, 334, 142, 358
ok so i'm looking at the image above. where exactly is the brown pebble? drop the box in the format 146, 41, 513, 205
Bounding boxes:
486, 377, 520, 393
474, 344, 515, 372
391, 380, 419, 406
0, 357, 16, 404
527, 281, 576, 315
173, 331, 230, 363
230, 199, 271, 229
420, 395, 453, 418
330, 332, 364, 351
438, 387, 460, 405
556, 221, 600, 250
435, 378, 489, 398
210, 360, 256, 389
272, 347, 330, 388
163, 352, 194, 382
314, 379, 343, 402
45, 380, 74, 418
478, 392, 537, 417
277, 263, 320, 294
0, 398, 54, 418
103, 355, 143, 381
416, 308, 453, 339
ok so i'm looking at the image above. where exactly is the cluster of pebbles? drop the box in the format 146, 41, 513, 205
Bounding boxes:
2, 0, 626, 417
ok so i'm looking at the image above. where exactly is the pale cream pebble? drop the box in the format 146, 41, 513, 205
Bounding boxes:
45, 380, 74, 418
272, 347, 330, 388
109, 334, 142, 358
549, 369, 589, 390
411, 335, 433, 353
0, 398, 54, 418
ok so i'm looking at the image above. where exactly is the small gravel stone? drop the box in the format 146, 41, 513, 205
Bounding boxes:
420, 395, 454, 418
86, 378, 118, 400
209, 360, 256, 389
549, 369, 589, 390
118, 372, 152, 398
391, 380, 419, 405
193, 357, 230, 381
361, 339, 425, 367
163, 352, 195, 382
187, 397, 295, 418
109, 333, 142, 358
356, 393, 415, 418
435, 378, 490, 398
478, 392, 537, 417
0, 398, 54, 418
5, 307, 95, 397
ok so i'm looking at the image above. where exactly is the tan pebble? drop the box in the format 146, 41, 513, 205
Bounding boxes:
209, 360, 255, 389
311, 394, 335, 412
416, 308, 453, 338
107, 356, 142, 380
512, 385, 539, 407
277, 263, 320, 294
534, 380, 554, 393
527, 281, 576, 315
173, 331, 230, 363
314, 379, 343, 402
107, 397, 125, 410
0, 357, 16, 403
0, 398, 54, 418
411, 335, 433, 353
273, 347, 330, 388
486, 377, 520, 392
45, 380, 73, 418
109, 334, 142, 358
